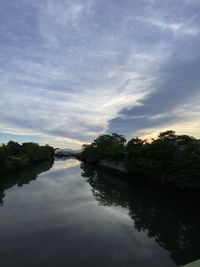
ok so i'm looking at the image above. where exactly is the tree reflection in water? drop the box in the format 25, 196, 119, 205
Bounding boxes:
81, 163, 200, 266
0, 160, 53, 205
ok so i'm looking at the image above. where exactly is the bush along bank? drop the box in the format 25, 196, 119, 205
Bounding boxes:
80, 131, 200, 190
0, 141, 54, 174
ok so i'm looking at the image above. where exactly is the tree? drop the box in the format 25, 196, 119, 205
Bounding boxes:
81, 133, 126, 161
0, 141, 54, 174
6, 141, 22, 156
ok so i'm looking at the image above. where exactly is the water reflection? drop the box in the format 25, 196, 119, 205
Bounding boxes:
81, 163, 200, 266
53, 156, 80, 171
0, 159, 199, 267
0, 160, 53, 205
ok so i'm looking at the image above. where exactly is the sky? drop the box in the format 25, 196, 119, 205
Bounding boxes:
0, 0, 200, 148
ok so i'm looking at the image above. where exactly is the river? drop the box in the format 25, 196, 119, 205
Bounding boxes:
0, 158, 199, 267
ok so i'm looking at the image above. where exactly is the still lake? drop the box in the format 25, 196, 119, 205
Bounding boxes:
0, 158, 199, 267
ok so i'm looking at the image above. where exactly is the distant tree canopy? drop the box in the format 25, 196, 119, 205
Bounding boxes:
0, 141, 54, 174
81, 131, 200, 189
81, 133, 126, 162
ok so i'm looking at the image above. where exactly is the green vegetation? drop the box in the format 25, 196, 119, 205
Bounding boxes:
0, 141, 54, 174
82, 133, 126, 162
81, 130, 200, 189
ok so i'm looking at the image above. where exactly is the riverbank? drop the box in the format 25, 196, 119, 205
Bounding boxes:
98, 160, 127, 173
81, 159, 200, 196
81, 131, 200, 191
0, 141, 54, 175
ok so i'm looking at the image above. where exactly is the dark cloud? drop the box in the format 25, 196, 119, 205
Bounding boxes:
108, 36, 200, 135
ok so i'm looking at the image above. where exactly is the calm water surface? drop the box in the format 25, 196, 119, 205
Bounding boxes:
0, 159, 199, 267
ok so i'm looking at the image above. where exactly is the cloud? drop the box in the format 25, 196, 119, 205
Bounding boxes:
108, 35, 200, 137
0, 0, 200, 147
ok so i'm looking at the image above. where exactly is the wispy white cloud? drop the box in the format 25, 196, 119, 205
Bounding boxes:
0, 0, 200, 147
143, 17, 199, 36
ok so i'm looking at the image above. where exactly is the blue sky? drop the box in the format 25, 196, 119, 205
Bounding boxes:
0, 0, 200, 148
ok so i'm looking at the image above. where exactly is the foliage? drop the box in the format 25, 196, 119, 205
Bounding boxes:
81, 133, 126, 162
0, 141, 54, 174
81, 130, 200, 189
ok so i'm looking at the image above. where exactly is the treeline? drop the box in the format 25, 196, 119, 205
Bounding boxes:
0, 141, 54, 174
81, 130, 200, 189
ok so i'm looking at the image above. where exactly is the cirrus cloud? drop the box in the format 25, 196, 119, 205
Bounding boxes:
0, 0, 200, 147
